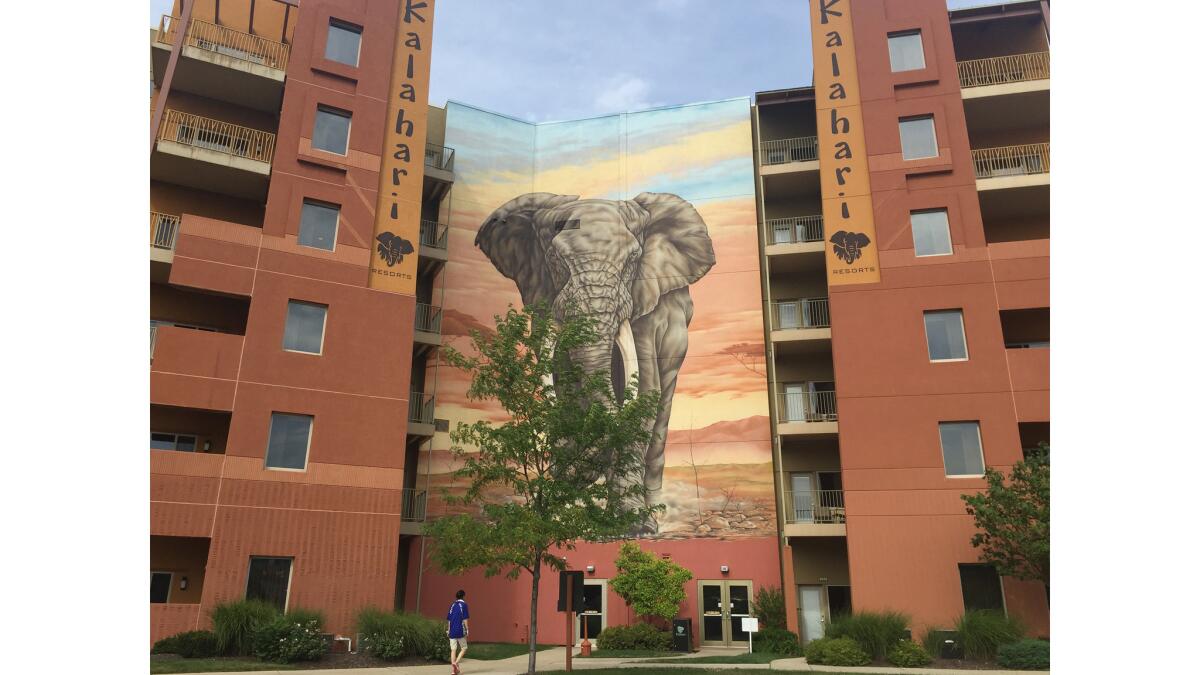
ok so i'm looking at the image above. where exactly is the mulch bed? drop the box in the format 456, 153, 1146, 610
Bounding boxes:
150, 653, 440, 670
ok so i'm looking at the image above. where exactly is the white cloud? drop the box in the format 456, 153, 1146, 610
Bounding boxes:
593, 75, 658, 114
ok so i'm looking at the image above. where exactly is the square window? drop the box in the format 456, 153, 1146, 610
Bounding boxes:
888, 31, 926, 72
924, 310, 968, 361
265, 413, 313, 470
150, 571, 172, 603
298, 200, 339, 251
313, 107, 351, 155
150, 432, 199, 452
899, 116, 938, 160
324, 20, 362, 67
939, 421, 985, 476
911, 209, 952, 257
959, 563, 1005, 612
283, 301, 327, 354
245, 557, 293, 611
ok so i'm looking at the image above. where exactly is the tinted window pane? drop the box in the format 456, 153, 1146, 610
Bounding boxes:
265, 413, 312, 470
939, 422, 985, 476
924, 310, 967, 361
912, 209, 952, 256
299, 201, 339, 251
313, 108, 351, 155
150, 572, 172, 603
899, 116, 937, 160
246, 557, 292, 611
959, 564, 1005, 611
175, 435, 197, 452
151, 433, 176, 450
283, 301, 327, 354
888, 32, 925, 72
324, 21, 361, 66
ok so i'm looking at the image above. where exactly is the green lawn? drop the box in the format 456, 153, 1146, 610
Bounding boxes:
582, 649, 684, 658
637, 651, 783, 664
150, 659, 295, 674
541, 670, 898, 675
463, 641, 558, 660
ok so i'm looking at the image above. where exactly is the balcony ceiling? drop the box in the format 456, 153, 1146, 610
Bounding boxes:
964, 88, 1049, 143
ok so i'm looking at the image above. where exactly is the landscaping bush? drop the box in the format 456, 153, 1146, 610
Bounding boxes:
887, 639, 933, 667
595, 622, 672, 651
252, 617, 327, 664
355, 607, 449, 662
284, 607, 325, 628
151, 630, 220, 658
955, 610, 1024, 660
827, 610, 910, 660
997, 639, 1050, 670
804, 637, 870, 666
756, 627, 802, 656
751, 586, 787, 630
210, 599, 280, 656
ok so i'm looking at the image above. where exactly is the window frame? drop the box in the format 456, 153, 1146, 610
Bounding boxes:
264, 412, 314, 472
312, 106, 352, 156
899, 115, 938, 160
151, 431, 199, 453
298, 199, 340, 252
324, 19, 363, 67
887, 30, 926, 73
910, 208, 953, 257
244, 556, 294, 612
938, 421, 986, 478
958, 563, 1008, 613
282, 300, 329, 355
923, 309, 969, 362
150, 570, 173, 604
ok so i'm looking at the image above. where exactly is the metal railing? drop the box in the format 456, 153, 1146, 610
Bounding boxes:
419, 220, 449, 249
151, 212, 181, 250
771, 298, 830, 330
414, 303, 443, 334
760, 136, 818, 165
971, 143, 1049, 179
409, 392, 435, 425
766, 215, 824, 245
159, 109, 276, 164
402, 488, 428, 522
783, 489, 846, 524
425, 143, 455, 172
957, 51, 1049, 89
156, 15, 290, 70
150, 323, 159, 362
777, 389, 838, 423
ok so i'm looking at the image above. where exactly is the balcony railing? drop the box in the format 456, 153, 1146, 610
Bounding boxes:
409, 392, 435, 425
760, 136, 818, 165
402, 488, 428, 522
151, 212, 181, 250
425, 143, 455, 172
771, 298, 830, 330
419, 220, 449, 249
156, 15, 290, 70
957, 51, 1049, 89
777, 389, 838, 423
767, 215, 824, 245
159, 109, 276, 164
783, 489, 846, 524
972, 143, 1049, 179
415, 303, 443, 334
150, 323, 159, 362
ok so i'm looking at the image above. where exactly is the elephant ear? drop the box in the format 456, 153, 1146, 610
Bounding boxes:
475, 192, 579, 307
628, 192, 716, 319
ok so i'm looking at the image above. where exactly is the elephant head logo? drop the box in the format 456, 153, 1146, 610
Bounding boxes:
376, 231, 414, 267
830, 230, 871, 265
475, 192, 717, 535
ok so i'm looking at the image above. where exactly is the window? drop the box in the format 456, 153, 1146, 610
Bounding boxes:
313, 107, 351, 155
924, 310, 968, 361
245, 557, 293, 611
298, 200, 339, 251
283, 301, 327, 354
911, 209, 952, 257
939, 421, 985, 476
899, 115, 938, 160
265, 413, 313, 470
888, 31, 925, 72
150, 571, 172, 603
959, 564, 1005, 612
324, 20, 362, 67
151, 432, 198, 452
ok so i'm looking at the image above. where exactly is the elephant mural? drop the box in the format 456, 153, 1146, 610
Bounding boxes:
475, 192, 717, 535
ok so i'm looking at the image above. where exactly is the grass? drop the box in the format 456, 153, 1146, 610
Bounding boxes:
636, 651, 782, 664
150, 658, 295, 674
540, 670, 899, 675
463, 642, 558, 660
583, 649, 683, 658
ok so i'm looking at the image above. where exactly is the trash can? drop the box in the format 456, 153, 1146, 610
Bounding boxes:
672, 618, 692, 652
931, 630, 963, 659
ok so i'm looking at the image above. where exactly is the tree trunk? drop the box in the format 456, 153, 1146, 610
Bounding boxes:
527, 558, 542, 674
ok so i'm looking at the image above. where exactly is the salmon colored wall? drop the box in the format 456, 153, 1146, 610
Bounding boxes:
164, 90, 279, 133
151, 181, 265, 228
151, 282, 249, 332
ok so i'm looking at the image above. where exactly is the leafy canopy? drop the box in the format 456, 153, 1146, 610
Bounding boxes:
610, 541, 693, 621
961, 444, 1050, 587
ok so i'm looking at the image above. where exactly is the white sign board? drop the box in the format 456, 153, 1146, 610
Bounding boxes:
741, 617, 759, 633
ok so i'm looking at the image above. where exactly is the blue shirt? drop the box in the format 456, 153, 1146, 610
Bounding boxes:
447, 599, 469, 638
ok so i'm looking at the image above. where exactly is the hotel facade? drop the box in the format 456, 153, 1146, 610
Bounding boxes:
150, 0, 1049, 647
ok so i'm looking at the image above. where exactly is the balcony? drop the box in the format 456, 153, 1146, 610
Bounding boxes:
972, 143, 1049, 191
758, 136, 819, 174
414, 303, 443, 353
777, 389, 838, 436
958, 52, 1049, 96
418, 220, 449, 279
399, 487, 428, 535
770, 298, 832, 350
153, 110, 275, 200
151, 212, 180, 269
408, 391, 435, 438
423, 143, 455, 202
152, 15, 288, 111
783, 490, 847, 536
150, 324, 245, 411
765, 215, 825, 258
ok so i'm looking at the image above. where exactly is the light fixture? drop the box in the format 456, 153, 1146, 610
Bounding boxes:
586, 565, 595, 574
179, 576, 189, 591
720, 565, 729, 574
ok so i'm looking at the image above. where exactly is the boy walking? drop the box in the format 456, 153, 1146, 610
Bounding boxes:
446, 589, 469, 674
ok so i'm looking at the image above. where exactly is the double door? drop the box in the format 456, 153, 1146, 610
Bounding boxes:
698, 580, 752, 646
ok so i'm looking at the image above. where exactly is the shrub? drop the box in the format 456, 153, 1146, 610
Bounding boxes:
757, 626, 802, 656
751, 586, 787, 630
355, 607, 449, 662
284, 607, 325, 629
151, 630, 220, 658
210, 599, 280, 656
955, 610, 1024, 660
887, 639, 933, 667
827, 610, 910, 660
804, 637, 870, 666
252, 617, 327, 664
997, 639, 1050, 670
611, 542, 693, 622
595, 622, 672, 651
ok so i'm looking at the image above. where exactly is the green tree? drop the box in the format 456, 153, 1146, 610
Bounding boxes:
961, 444, 1050, 598
751, 585, 787, 629
425, 305, 662, 674
610, 541, 693, 624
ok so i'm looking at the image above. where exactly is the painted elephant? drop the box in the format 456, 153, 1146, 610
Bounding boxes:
475, 192, 716, 535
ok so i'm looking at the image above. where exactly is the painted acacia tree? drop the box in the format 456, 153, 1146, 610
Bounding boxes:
961, 443, 1050, 600
610, 541, 693, 625
426, 305, 661, 674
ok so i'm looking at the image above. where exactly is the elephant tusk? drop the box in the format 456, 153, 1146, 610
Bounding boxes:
616, 319, 639, 391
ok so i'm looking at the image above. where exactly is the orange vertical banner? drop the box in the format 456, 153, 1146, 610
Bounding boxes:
810, 0, 881, 285
369, 0, 436, 294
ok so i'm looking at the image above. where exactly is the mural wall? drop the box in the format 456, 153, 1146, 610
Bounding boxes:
424, 99, 773, 539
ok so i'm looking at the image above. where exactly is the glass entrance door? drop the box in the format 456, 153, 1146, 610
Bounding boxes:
575, 579, 605, 644
698, 580, 753, 645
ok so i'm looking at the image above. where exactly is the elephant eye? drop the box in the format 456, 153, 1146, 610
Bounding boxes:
553, 219, 580, 235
